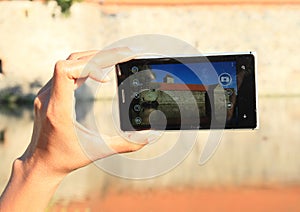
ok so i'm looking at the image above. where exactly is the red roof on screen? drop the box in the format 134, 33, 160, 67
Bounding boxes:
158, 83, 207, 91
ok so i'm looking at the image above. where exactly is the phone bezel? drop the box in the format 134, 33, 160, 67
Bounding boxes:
116, 52, 258, 131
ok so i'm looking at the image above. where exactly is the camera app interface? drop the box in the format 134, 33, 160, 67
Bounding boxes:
118, 58, 240, 130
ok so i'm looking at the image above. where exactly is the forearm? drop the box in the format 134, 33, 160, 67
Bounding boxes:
0, 158, 65, 212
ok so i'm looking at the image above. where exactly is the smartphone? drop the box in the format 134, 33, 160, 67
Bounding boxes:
115, 52, 257, 131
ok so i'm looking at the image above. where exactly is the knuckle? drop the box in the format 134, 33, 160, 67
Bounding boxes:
68, 52, 78, 60
33, 97, 42, 110
54, 60, 68, 76
54, 60, 64, 70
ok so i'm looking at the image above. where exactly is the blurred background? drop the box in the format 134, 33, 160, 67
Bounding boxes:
0, 0, 300, 211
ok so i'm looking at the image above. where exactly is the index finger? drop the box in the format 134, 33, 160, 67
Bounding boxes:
50, 47, 136, 104
66, 47, 137, 82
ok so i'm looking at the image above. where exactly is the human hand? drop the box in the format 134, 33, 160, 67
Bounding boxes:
0, 48, 147, 212
21, 47, 147, 178
0, 48, 148, 212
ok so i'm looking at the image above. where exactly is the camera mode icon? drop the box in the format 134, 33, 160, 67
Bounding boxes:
218, 73, 232, 86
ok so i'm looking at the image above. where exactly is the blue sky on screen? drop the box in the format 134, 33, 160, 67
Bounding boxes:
149, 61, 237, 89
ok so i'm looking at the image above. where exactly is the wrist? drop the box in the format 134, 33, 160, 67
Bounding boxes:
0, 158, 66, 212
16, 155, 67, 185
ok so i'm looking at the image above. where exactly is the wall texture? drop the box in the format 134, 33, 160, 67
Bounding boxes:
0, 1, 299, 98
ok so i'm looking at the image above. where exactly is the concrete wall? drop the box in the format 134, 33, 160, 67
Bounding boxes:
0, 1, 299, 97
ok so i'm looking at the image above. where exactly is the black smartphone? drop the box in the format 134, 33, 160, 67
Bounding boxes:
115, 52, 257, 131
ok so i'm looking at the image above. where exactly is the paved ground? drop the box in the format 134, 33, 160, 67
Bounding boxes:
50, 186, 300, 211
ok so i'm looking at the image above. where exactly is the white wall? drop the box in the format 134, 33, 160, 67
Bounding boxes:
0, 2, 299, 97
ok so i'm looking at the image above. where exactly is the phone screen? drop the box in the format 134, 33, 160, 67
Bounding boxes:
116, 53, 257, 131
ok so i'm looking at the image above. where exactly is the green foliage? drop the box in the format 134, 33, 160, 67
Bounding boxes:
0, 85, 35, 105
52, 0, 82, 14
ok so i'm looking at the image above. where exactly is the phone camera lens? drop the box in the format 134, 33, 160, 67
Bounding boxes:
131, 66, 139, 74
